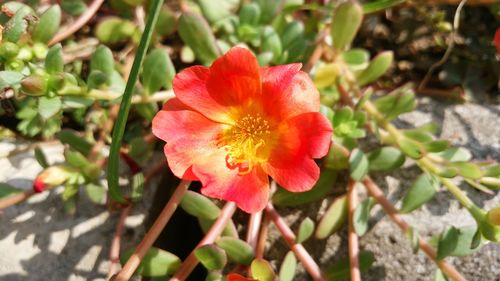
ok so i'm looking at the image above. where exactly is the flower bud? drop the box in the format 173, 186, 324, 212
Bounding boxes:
0, 42, 19, 60
33, 165, 73, 193
20, 74, 48, 96
488, 206, 500, 226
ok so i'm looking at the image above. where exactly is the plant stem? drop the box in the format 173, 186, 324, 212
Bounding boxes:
0, 190, 35, 210
107, 0, 165, 203
246, 211, 263, 250
362, 177, 468, 281
115, 180, 190, 281
255, 213, 270, 259
170, 202, 237, 281
49, 0, 105, 45
265, 203, 327, 281
347, 179, 361, 281
107, 205, 132, 280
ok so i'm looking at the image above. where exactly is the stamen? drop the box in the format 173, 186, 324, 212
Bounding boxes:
221, 113, 272, 174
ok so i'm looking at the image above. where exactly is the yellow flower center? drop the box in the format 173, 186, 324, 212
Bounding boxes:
220, 113, 274, 175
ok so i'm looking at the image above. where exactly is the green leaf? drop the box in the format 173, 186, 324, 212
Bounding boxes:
279, 251, 297, 281
194, 244, 227, 270
353, 197, 376, 236
95, 17, 136, 44
32, 5, 61, 43
314, 63, 340, 88
272, 170, 337, 207
107, 0, 165, 204
448, 226, 482, 256
437, 226, 460, 260
142, 49, 175, 94
483, 165, 500, 177
450, 162, 482, 180
398, 137, 424, 159
61, 0, 87, 16
121, 247, 181, 277
178, 12, 220, 65
45, 45, 64, 74
434, 269, 449, 281
316, 195, 348, 239
58, 129, 93, 155
357, 51, 393, 86
215, 237, 254, 265
0, 183, 23, 199
34, 147, 49, 168
296, 217, 314, 244
400, 173, 438, 213
367, 146, 406, 171
280, 21, 304, 47
180, 191, 221, 220
239, 3, 261, 26
373, 86, 415, 120
155, 5, 176, 37
435, 147, 472, 162
362, 0, 406, 14
325, 251, 375, 280
85, 183, 106, 204
262, 26, 282, 63
251, 259, 275, 281
64, 148, 91, 168
198, 217, 238, 238
0, 71, 24, 90
90, 45, 114, 80
333, 107, 354, 128
197, 0, 235, 24
38, 96, 62, 119
349, 148, 369, 181
324, 143, 349, 170
424, 140, 450, 153
256, 0, 281, 24
3, 6, 32, 42
342, 48, 370, 71
331, 2, 363, 51
205, 271, 224, 281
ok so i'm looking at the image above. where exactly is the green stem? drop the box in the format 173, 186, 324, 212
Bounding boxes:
107, 0, 165, 203
362, 99, 486, 222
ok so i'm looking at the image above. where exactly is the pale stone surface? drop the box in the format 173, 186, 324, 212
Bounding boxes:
0, 141, 155, 281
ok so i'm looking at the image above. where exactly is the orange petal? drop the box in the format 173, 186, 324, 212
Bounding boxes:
261, 64, 320, 120
193, 149, 269, 213
206, 47, 262, 107
264, 112, 332, 192
152, 98, 225, 180
172, 65, 232, 123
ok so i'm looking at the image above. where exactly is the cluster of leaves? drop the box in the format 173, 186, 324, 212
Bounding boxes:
1, 0, 500, 280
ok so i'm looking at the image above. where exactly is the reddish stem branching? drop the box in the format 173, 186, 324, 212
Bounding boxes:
115, 180, 191, 281
362, 177, 468, 281
107, 205, 132, 280
265, 203, 327, 281
347, 179, 361, 281
170, 202, 237, 281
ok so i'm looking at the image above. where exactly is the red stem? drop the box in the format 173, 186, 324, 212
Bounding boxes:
107, 205, 132, 280
362, 177, 468, 281
347, 179, 361, 281
265, 203, 327, 281
170, 202, 237, 281
115, 180, 191, 281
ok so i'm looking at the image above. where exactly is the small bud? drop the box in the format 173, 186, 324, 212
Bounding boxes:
32, 165, 73, 193
488, 206, 500, 226
0, 42, 19, 59
21, 75, 48, 96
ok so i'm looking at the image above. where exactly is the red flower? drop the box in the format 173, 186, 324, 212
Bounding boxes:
495, 27, 500, 54
152, 47, 332, 213
227, 273, 257, 281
